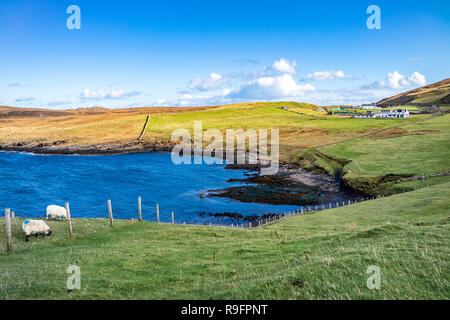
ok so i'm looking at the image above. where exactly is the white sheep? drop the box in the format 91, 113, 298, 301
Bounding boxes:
22, 220, 52, 241
46, 205, 67, 220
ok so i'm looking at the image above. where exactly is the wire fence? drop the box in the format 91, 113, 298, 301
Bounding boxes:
1, 193, 388, 252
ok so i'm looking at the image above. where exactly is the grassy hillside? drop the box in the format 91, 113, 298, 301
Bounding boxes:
318, 114, 450, 194
377, 78, 450, 106
1, 182, 448, 299
0, 105, 218, 145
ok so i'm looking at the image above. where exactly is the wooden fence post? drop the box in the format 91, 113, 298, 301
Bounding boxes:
138, 196, 142, 222
108, 200, 114, 227
5, 209, 12, 252
65, 202, 73, 239
11, 211, 15, 219
171, 212, 174, 224
156, 204, 160, 223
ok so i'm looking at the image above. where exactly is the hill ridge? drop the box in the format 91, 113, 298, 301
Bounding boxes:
377, 78, 450, 106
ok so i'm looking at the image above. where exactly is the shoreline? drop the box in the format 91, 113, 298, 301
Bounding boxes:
0, 141, 174, 155
0, 141, 364, 206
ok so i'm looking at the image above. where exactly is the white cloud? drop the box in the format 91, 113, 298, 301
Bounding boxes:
210, 73, 222, 80
385, 71, 409, 89
321, 71, 426, 106
222, 88, 231, 95
176, 58, 317, 106
80, 88, 141, 100
408, 72, 427, 86
272, 58, 297, 74
306, 70, 352, 81
379, 71, 426, 89
189, 73, 224, 91
227, 74, 315, 100
185, 58, 300, 94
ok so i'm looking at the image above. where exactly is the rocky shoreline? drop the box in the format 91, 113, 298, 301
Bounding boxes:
0, 141, 174, 155
208, 163, 360, 206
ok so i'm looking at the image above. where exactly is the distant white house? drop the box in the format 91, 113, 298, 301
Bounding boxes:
354, 108, 410, 119
379, 108, 410, 118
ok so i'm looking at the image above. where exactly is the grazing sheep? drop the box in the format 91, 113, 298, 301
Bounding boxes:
22, 220, 52, 242
46, 205, 67, 220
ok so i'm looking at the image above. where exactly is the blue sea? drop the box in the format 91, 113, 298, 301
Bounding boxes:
0, 151, 303, 225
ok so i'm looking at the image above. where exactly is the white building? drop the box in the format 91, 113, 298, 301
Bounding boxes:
379, 108, 410, 118
354, 108, 410, 119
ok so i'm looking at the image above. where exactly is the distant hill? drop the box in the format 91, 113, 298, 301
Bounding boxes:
0, 102, 318, 118
0, 106, 65, 118
377, 78, 450, 107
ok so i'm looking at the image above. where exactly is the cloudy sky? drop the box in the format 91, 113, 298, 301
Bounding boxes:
1, 0, 449, 109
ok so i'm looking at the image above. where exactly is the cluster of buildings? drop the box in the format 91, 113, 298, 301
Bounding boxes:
354, 108, 411, 119
282, 103, 413, 119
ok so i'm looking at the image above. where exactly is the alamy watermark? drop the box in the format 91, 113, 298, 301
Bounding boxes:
366, 265, 381, 290
67, 265, 81, 290
366, 5, 381, 30
170, 121, 279, 175
66, 5, 81, 30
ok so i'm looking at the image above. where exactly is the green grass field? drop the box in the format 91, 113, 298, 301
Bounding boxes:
317, 114, 450, 194
1, 182, 448, 300
143, 104, 427, 165
146, 107, 424, 136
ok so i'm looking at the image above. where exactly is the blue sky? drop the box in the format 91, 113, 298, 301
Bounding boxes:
1, 0, 449, 108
